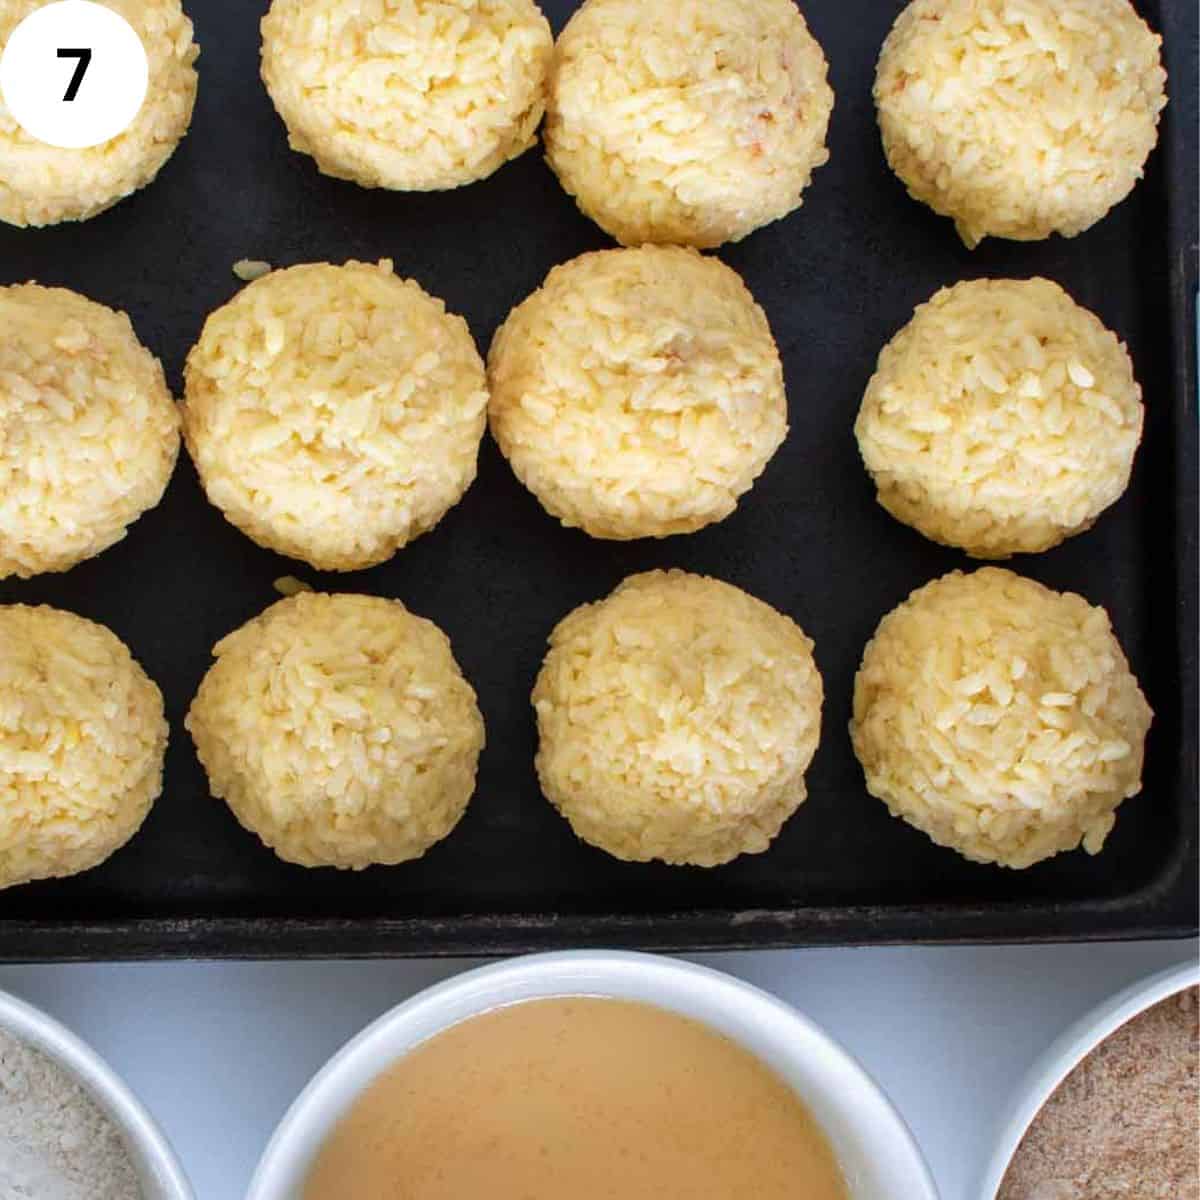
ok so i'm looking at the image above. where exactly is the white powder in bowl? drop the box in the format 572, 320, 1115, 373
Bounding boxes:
0, 1027, 142, 1199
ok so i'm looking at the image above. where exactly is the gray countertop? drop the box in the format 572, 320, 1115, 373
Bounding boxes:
1, 940, 1196, 1200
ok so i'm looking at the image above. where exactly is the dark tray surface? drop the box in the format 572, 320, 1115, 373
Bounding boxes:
0, 0, 1195, 959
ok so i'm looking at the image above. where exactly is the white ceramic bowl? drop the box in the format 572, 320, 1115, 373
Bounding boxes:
0, 986, 193, 1199
979, 958, 1200, 1198
249, 950, 938, 1200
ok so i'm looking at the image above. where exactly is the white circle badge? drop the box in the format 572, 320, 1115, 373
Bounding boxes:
0, 0, 149, 149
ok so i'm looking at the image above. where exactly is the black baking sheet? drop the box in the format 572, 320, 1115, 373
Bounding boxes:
0, 0, 1195, 960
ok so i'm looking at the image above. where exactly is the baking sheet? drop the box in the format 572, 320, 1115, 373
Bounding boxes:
0, 0, 1194, 959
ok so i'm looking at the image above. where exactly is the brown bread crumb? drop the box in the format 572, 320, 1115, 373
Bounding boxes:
999, 986, 1199, 1200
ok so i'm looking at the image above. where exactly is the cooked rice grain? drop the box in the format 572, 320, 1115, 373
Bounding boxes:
233, 259, 272, 281
533, 570, 822, 867
0, 0, 198, 227
186, 592, 485, 870
261, 0, 552, 190
488, 246, 786, 540
272, 575, 312, 597
0, 605, 167, 890
851, 568, 1152, 869
874, 0, 1166, 247
855, 278, 1143, 558
545, 0, 833, 248
183, 260, 488, 571
0, 283, 180, 579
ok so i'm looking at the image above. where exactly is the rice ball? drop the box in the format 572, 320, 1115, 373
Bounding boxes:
533, 570, 823, 867
260, 0, 552, 191
0, 605, 167, 890
874, 0, 1167, 248
855, 278, 1143, 558
488, 246, 787, 540
0, 283, 181, 580
182, 260, 488, 571
186, 592, 485, 870
545, 0, 833, 248
0, 0, 198, 228
851, 568, 1152, 870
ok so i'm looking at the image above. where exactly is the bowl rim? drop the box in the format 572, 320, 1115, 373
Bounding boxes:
0, 984, 194, 1200
978, 957, 1200, 1198
248, 948, 939, 1200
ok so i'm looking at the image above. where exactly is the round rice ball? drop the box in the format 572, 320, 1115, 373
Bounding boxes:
186, 592, 485, 870
182, 260, 488, 571
260, 0, 552, 191
545, 0, 833, 248
0, 283, 181, 580
0, 605, 167, 890
874, 0, 1167, 248
855, 278, 1143, 559
851, 568, 1152, 870
0, 0, 198, 228
533, 570, 823, 867
488, 246, 787, 540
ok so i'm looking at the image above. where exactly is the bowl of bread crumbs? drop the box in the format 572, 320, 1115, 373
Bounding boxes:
0, 987, 192, 1200
982, 961, 1199, 1200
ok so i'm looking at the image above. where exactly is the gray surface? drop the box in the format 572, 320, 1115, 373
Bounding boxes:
1, 941, 1196, 1200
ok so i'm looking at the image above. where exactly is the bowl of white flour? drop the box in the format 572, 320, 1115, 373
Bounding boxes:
0, 987, 192, 1200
